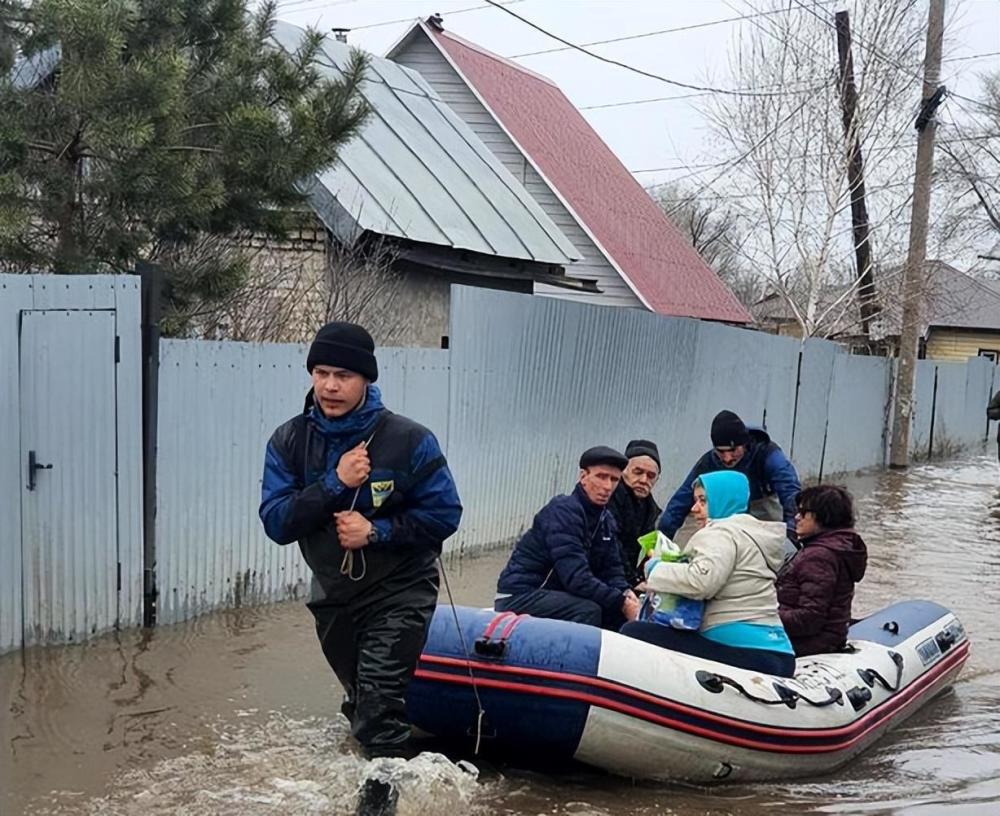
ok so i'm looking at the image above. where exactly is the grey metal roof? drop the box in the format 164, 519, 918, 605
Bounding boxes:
272, 22, 580, 266
9, 45, 61, 89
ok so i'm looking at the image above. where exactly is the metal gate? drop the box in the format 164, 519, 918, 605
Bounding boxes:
18, 309, 120, 646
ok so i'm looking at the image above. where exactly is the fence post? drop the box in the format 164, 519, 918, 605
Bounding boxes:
138, 262, 163, 628
927, 365, 938, 461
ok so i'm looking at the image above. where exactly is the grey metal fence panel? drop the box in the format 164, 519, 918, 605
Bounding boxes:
375, 347, 452, 452
0, 274, 143, 653
931, 358, 994, 454
154, 340, 451, 624
791, 339, 839, 477
822, 354, 893, 476
19, 309, 119, 645
910, 360, 938, 457
155, 340, 312, 624
684, 321, 800, 454
445, 286, 802, 551
967, 357, 994, 448
113, 279, 145, 629
0, 276, 33, 653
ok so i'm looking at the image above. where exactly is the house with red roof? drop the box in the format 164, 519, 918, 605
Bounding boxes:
387, 16, 751, 324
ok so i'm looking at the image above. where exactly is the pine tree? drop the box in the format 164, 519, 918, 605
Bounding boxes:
0, 0, 369, 323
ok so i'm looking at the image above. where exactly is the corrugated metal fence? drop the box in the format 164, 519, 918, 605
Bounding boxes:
154, 341, 450, 624
0, 275, 143, 654
2, 279, 996, 649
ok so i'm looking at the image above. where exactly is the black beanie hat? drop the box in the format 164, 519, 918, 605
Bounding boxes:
625, 439, 661, 469
711, 410, 750, 448
306, 321, 378, 382
579, 445, 628, 471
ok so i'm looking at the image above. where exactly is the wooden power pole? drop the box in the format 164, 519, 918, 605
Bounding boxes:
835, 10, 878, 336
889, 0, 947, 468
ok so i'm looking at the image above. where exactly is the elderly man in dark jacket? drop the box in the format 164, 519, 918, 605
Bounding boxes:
495, 446, 641, 629
259, 321, 462, 762
777, 485, 867, 656
659, 410, 800, 542
607, 439, 662, 589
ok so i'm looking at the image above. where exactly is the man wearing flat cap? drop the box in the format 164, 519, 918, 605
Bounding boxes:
494, 446, 641, 628
607, 439, 662, 589
659, 409, 800, 542
259, 321, 462, 761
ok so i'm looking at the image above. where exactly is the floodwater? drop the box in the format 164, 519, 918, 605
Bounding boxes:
3, 452, 1000, 815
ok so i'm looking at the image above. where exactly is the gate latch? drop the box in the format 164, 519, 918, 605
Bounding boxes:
27, 450, 53, 491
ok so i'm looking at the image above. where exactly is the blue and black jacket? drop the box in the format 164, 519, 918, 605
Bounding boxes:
259, 386, 462, 593
658, 427, 800, 539
496, 484, 630, 613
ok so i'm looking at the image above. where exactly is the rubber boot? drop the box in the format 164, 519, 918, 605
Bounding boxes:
355, 777, 398, 816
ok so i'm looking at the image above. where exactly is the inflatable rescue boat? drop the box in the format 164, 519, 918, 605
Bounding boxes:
407, 600, 969, 782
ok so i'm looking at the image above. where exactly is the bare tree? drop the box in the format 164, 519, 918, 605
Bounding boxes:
935, 72, 1000, 269
323, 235, 407, 345
698, 0, 927, 339
650, 182, 766, 308
168, 229, 408, 345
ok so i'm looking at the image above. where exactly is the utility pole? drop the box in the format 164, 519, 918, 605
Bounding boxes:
835, 10, 878, 336
889, 0, 947, 468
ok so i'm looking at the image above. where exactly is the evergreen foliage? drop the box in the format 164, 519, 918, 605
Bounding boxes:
0, 0, 369, 326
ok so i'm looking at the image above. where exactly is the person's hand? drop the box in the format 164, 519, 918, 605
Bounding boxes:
633, 581, 648, 594
622, 591, 641, 622
336, 443, 370, 488
334, 511, 372, 550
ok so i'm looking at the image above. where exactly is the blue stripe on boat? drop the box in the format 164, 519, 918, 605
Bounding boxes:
407, 607, 601, 758
849, 600, 950, 646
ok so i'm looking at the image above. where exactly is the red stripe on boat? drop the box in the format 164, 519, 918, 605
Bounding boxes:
414, 641, 968, 754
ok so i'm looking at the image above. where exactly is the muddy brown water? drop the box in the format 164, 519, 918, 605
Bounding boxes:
3, 453, 1000, 815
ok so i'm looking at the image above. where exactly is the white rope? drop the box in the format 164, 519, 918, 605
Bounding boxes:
339, 428, 379, 582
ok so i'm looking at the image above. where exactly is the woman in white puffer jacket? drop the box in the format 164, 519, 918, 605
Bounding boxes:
620, 470, 796, 677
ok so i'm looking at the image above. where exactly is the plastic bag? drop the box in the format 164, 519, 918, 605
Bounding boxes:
639, 542, 705, 631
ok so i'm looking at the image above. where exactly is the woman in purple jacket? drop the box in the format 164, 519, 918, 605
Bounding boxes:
777, 485, 868, 656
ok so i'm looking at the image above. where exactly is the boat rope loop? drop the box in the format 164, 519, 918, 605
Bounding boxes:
857, 651, 904, 693
695, 670, 844, 708
339, 426, 382, 583
438, 556, 488, 755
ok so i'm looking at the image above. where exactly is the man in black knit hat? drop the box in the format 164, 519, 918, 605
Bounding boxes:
658, 410, 800, 542
607, 439, 662, 589
494, 446, 641, 629
259, 321, 462, 765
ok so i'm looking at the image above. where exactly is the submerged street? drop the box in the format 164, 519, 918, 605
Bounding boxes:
3, 452, 1000, 815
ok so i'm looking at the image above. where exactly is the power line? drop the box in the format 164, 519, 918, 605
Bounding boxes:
630, 134, 995, 175
274, 0, 362, 12
577, 48, 995, 112
481, 0, 828, 99
648, 179, 916, 202
790, 0, 1000, 117
579, 77, 822, 110
506, 1, 839, 58
276, 0, 526, 30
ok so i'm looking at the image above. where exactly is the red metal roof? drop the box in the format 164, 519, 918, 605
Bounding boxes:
427, 27, 751, 324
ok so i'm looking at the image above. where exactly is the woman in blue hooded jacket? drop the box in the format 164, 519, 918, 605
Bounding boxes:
621, 470, 796, 677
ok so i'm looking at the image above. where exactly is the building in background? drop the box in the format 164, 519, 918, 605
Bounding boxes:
236, 22, 588, 347
387, 16, 751, 325
753, 261, 1000, 363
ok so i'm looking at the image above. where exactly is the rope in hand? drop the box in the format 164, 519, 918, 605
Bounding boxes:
339, 429, 380, 582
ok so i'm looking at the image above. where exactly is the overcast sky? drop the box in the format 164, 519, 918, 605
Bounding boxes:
271, 0, 1000, 192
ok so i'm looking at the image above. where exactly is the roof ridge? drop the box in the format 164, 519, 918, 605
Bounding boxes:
434, 27, 561, 88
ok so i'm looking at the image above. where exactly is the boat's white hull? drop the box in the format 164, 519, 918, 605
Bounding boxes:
409, 600, 969, 782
